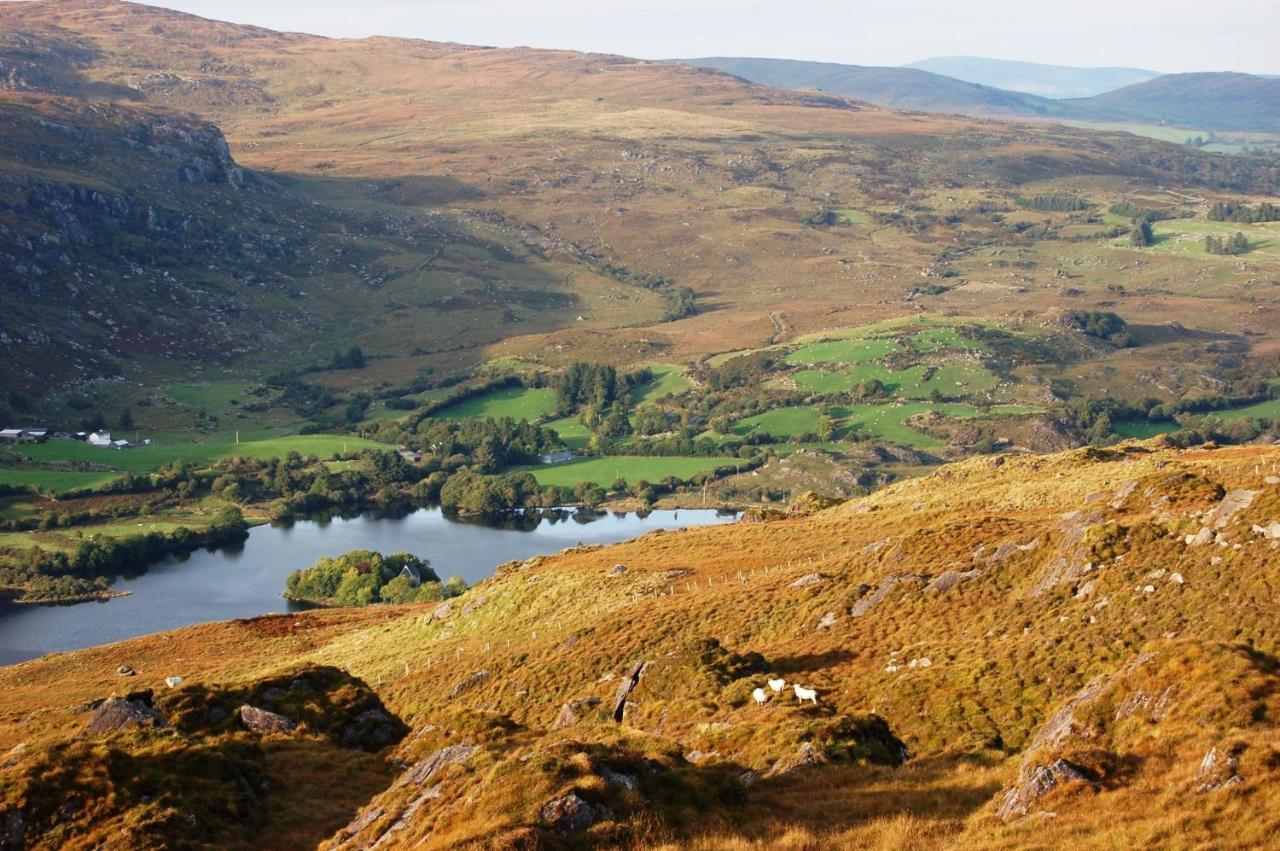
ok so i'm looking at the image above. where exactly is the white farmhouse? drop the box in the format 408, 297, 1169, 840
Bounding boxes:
87, 431, 113, 447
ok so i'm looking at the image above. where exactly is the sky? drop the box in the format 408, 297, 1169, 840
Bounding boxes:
113, 0, 1280, 74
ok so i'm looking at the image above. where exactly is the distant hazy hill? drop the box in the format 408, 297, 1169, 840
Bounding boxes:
1068, 72, 1280, 133
684, 56, 1064, 117
907, 56, 1159, 99
685, 58, 1280, 133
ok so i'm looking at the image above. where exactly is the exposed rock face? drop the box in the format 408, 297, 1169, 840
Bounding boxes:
851, 574, 927, 617
766, 741, 827, 777
332, 744, 478, 849
447, 670, 491, 701
613, 660, 647, 723
553, 697, 602, 730
789, 572, 828, 588
1031, 509, 1103, 596
1195, 745, 1244, 793
997, 759, 1096, 821
607, 563, 628, 577
238, 705, 295, 735
1204, 490, 1256, 529
540, 792, 596, 833
81, 696, 167, 736
406, 744, 478, 786
926, 569, 978, 594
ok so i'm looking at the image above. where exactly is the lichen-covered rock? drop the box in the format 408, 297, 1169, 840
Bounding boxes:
81, 697, 167, 736
539, 792, 597, 833
1195, 745, 1244, 793
447, 670, 490, 701
238, 704, 294, 735
997, 759, 1095, 821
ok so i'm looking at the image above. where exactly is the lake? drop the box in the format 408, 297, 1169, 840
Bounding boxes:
0, 507, 737, 666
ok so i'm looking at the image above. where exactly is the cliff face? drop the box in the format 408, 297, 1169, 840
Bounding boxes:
2, 441, 1279, 848
0, 92, 299, 389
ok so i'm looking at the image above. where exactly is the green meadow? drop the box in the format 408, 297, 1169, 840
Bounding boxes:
434, 386, 558, 421
516, 456, 733, 488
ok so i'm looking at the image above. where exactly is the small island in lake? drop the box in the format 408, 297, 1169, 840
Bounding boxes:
284, 549, 467, 607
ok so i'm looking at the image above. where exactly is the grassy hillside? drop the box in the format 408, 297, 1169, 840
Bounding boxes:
1070, 72, 1280, 133
3, 441, 1280, 847
3, 0, 1279, 445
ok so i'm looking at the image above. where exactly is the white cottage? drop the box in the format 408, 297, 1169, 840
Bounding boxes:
87, 431, 113, 447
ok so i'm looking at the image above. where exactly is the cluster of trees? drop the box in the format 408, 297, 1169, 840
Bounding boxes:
438, 469, 545, 514
702, 351, 777, 392
1207, 201, 1280, 224
0, 507, 249, 602
1061, 310, 1134, 347
284, 549, 466, 607
555, 364, 627, 415
1204, 232, 1250, 255
1129, 218, 1155, 247
1016, 194, 1091, 212
596, 263, 698, 320
328, 346, 367, 370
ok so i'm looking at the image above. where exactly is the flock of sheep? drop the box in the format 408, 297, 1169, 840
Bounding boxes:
753, 677, 818, 706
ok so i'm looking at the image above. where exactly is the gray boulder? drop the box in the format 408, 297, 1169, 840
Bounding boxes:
82, 697, 167, 736
238, 704, 295, 734
553, 696, 602, 730
540, 792, 597, 833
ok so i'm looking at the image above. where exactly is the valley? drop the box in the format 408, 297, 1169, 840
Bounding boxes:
1, 1, 1279, 847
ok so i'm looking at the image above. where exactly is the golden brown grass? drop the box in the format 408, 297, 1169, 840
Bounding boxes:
4, 441, 1280, 847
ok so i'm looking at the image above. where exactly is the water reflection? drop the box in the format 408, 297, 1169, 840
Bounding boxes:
0, 506, 737, 666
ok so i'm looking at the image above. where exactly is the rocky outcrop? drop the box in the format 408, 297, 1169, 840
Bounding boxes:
1195, 745, 1244, 793
447, 670, 491, 701
1030, 509, 1103, 596
81, 695, 167, 736
850, 574, 928, 617
613, 661, 646, 722
997, 758, 1096, 821
539, 792, 597, 833
553, 696, 602, 730
331, 744, 478, 849
238, 705, 295, 735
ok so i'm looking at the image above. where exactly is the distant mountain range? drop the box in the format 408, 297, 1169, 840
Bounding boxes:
684, 57, 1280, 134
906, 56, 1160, 99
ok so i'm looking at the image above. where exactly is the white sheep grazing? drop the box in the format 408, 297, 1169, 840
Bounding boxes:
793, 684, 818, 705
752, 687, 769, 706
767, 678, 786, 693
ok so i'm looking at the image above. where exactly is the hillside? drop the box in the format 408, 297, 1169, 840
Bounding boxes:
3, 0, 1279, 423
1068, 72, 1280, 133
907, 56, 1160, 99
683, 56, 1066, 116
3, 440, 1280, 847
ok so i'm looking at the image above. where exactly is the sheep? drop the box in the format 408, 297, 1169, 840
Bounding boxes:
767, 678, 786, 693
752, 687, 769, 706
793, 684, 818, 705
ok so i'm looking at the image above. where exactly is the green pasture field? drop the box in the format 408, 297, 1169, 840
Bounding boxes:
516, 456, 734, 488
433, 386, 558, 421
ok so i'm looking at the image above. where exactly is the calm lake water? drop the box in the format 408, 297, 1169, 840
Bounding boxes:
0, 507, 737, 666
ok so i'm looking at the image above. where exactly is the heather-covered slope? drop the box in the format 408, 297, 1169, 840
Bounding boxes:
3, 439, 1280, 848
4, 0, 1279, 406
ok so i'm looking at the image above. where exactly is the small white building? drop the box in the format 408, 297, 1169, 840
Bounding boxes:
399, 563, 422, 587
0, 429, 23, 441
87, 431, 113, 447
